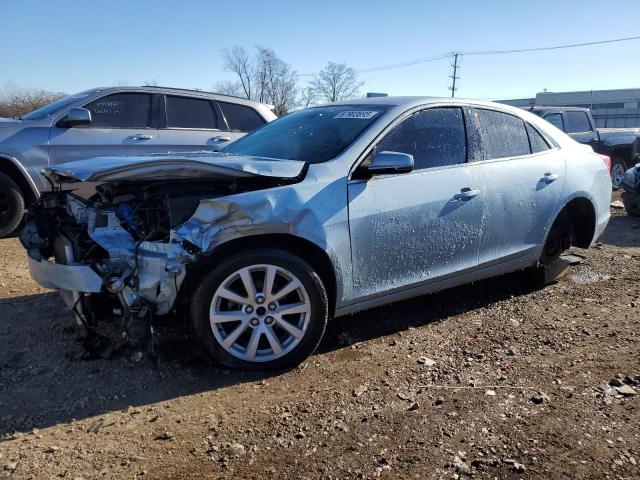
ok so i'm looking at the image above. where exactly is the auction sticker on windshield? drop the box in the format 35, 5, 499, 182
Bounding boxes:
334, 111, 379, 119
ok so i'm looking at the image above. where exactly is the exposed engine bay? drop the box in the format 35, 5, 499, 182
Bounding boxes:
21, 168, 304, 357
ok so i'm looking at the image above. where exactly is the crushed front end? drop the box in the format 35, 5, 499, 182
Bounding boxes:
21, 180, 204, 353
19, 154, 308, 356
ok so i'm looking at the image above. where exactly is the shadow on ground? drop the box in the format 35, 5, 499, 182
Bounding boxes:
600, 214, 640, 249
0, 269, 537, 436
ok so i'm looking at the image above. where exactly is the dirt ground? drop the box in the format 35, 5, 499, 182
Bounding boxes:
1, 203, 639, 480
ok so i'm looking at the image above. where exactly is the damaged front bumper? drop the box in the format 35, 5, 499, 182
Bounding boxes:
21, 191, 193, 344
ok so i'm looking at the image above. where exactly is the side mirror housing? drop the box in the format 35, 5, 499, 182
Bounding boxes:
358, 151, 414, 177
58, 107, 92, 128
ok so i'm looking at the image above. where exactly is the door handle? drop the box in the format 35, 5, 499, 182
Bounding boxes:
129, 134, 153, 141
209, 136, 231, 142
542, 172, 559, 182
454, 188, 480, 200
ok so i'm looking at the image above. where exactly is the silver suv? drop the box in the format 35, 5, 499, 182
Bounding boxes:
0, 86, 276, 237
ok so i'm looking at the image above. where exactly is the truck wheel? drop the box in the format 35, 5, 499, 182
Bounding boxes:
190, 248, 329, 371
622, 191, 640, 217
611, 157, 627, 189
0, 172, 25, 238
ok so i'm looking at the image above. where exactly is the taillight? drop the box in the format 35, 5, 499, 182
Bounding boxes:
598, 154, 611, 172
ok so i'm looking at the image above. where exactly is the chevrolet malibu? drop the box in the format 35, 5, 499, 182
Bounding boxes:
21, 97, 612, 370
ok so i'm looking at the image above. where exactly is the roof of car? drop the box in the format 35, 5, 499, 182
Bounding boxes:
528, 106, 590, 112
77, 86, 269, 108
329, 96, 443, 106
327, 96, 528, 114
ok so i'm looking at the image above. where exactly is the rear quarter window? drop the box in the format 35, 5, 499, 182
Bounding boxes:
218, 102, 265, 132
526, 123, 551, 153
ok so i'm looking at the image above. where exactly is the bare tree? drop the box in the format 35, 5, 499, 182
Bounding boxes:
309, 62, 363, 103
0, 86, 66, 118
298, 87, 318, 108
220, 45, 298, 115
221, 46, 254, 99
212, 80, 243, 97
254, 46, 298, 116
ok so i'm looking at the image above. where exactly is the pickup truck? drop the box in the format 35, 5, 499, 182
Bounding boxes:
528, 106, 640, 189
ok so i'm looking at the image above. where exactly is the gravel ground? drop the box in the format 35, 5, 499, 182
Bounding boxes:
0, 204, 639, 479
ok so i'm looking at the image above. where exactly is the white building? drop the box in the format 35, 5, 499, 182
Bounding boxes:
499, 88, 640, 128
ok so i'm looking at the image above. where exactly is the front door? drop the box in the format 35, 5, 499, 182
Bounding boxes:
48, 92, 158, 164
347, 107, 483, 299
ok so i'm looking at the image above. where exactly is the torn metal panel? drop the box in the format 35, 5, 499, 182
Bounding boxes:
27, 254, 103, 292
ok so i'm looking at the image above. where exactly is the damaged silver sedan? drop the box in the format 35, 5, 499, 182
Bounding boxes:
21, 97, 612, 370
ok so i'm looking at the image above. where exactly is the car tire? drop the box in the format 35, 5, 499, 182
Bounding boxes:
0, 172, 25, 238
622, 191, 640, 217
190, 248, 328, 371
611, 157, 627, 190
540, 211, 575, 266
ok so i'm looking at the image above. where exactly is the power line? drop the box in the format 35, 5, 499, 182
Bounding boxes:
459, 35, 640, 56
299, 34, 640, 77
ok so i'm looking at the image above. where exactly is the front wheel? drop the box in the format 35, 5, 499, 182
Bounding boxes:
190, 248, 328, 370
611, 157, 627, 190
0, 172, 25, 238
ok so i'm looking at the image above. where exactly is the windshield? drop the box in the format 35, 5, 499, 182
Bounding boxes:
22, 93, 91, 120
223, 105, 387, 163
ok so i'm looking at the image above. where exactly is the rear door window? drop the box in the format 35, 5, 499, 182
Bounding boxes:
374, 107, 467, 170
526, 123, 551, 153
565, 111, 592, 133
472, 108, 531, 160
217, 102, 265, 132
165, 95, 218, 129
543, 113, 564, 131
84, 93, 152, 128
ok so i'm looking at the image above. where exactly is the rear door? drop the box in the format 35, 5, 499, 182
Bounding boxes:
49, 92, 158, 164
156, 95, 230, 153
468, 107, 565, 265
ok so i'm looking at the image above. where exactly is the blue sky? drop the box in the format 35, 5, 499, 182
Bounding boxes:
1, 0, 639, 100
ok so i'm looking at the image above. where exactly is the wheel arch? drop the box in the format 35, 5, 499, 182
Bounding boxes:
0, 155, 39, 206
551, 196, 597, 248
611, 146, 631, 165
189, 233, 339, 316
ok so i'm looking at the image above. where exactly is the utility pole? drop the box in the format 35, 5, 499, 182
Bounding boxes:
449, 53, 460, 98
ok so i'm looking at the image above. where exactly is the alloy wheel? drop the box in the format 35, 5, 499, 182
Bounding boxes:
611, 162, 626, 188
209, 264, 311, 362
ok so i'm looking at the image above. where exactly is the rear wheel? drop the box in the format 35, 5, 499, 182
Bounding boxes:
611, 157, 627, 190
190, 248, 328, 370
540, 212, 575, 265
0, 172, 25, 238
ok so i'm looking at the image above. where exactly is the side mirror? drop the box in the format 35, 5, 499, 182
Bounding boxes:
359, 151, 414, 177
58, 107, 91, 128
